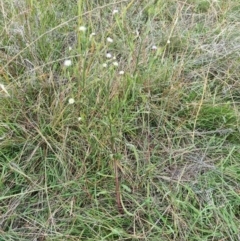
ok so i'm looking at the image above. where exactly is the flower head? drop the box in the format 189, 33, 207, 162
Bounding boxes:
107, 37, 113, 43
113, 61, 119, 67
90, 32, 96, 38
79, 26, 87, 32
106, 53, 112, 58
151, 45, 157, 50
113, 9, 119, 15
119, 70, 124, 75
102, 63, 108, 68
68, 98, 75, 104
64, 60, 72, 67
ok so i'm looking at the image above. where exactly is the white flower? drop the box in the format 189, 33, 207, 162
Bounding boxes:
90, 32, 96, 38
64, 60, 72, 67
78, 117, 82, 121
113, 9, 119, 15
107, 37, 113, 43
167, 39, 170, 44
79, 26, 87, 32
113, 55, 116, 60
113, 61, 118, 66
68, 46, 72, 51
119, 70, 124, 75
68, 98, 75, 104
102, 63, 108, 67
151, 45, 157, 50
106, 53, 112, 58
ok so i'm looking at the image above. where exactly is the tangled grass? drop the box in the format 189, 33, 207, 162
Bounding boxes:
1, 0, 240, 240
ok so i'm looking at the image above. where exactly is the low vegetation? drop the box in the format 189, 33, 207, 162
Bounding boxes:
1, 0, 240, 240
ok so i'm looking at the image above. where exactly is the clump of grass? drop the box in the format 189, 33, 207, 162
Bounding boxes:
1, 0, 240, 240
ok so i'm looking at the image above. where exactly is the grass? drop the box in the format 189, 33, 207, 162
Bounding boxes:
0, 0, 240, 240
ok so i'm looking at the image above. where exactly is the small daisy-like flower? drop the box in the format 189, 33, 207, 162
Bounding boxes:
64, 60, 72, 67
106, 53, 112, 58
113, 55, 116, 60
79, 26, 87, 32
151, 45, 157, 50
119, 70, 124, 75
68, 46, 72, 51
102, 63, 108, 67
78, 117, 82, 121
167, 39, 170, 44
113, 61, 119, 66
107, 37, 113, 43
68, 98, 75, 104
113, 9, 119, 15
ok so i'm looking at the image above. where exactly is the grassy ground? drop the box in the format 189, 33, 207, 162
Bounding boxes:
1, 0, 240, 240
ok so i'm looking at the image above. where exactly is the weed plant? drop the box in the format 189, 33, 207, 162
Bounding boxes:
0, 0, 240, 240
